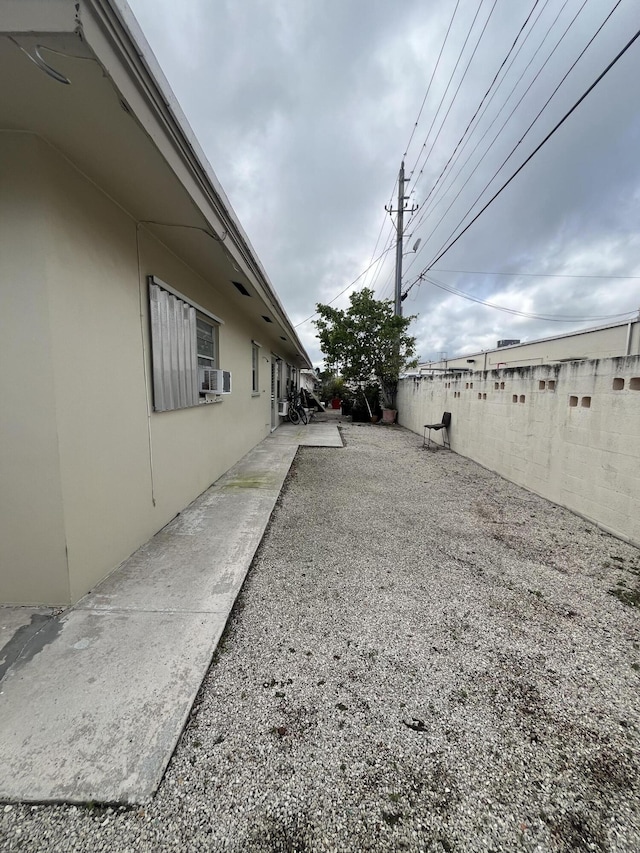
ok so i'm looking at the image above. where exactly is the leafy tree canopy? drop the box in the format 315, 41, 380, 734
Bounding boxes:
314, 288, 417, 408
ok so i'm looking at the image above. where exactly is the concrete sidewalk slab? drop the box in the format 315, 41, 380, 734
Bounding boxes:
0, 422, 340, 804
269, 421, 343, 447
0, 609, 227, 804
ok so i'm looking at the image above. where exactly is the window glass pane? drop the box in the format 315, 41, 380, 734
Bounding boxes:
197, 318, 215, 359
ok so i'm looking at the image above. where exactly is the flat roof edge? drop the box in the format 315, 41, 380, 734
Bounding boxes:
419, 317, 638, 368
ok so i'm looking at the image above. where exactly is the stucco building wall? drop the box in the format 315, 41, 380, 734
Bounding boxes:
397, 357, 640, 547
420, 321, 639, 372
0, 133, 293, 604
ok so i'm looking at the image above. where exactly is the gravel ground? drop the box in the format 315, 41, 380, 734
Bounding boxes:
1, 419, 639, 852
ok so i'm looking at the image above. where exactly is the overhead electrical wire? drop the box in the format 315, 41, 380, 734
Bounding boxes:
431, 268, 640, 279
406, 0, 633, 287
407, 0, 501, 206
412, 0, 574, 233
418, 274, 639, 322
361, 214, 396, 292
403, 0, 586, 272
378, 270, 397, 302
365, 0, 467, 299
372, 0, 576, 306
299, 0, 466, 321
296, 1, 637, 334
369, 236, 397, 296
405, 0, 548, 236
402, 0, 462, 161
421, 0, 625, 272
405, 0, 487, 183
375, 0, 498, 304
294, 242, 397, 328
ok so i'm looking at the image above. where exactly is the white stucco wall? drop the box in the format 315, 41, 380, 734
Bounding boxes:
1, 133, 296, 604
397, 357, 640, 547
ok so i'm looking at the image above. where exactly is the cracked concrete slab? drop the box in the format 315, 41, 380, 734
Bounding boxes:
0, 609, 226, 804
0, 421, 341, 804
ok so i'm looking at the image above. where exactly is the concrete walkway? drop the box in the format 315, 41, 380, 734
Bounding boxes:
0, 419, 342, 805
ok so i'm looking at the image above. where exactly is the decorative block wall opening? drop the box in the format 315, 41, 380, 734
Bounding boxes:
519, 395, 525, 403
539, 380, 546, 390
512, 395, 518, 403
548, 380, 556, 390
500, 381, 505, 390
630, 377, 640, 391
581, 396, 591, 408
613, 378, 624, 390
569, 396, 578, 407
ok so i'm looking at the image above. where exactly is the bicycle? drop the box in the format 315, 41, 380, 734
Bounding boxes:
300, 387, 316, 422
286, 387, 308, 425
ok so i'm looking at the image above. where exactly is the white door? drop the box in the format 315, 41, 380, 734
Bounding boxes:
270, 356, 277, 431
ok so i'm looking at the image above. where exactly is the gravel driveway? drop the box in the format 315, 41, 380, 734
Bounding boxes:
2, 420, 639, 852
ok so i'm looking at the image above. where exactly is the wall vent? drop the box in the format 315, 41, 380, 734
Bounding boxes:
232, 281, 251, 296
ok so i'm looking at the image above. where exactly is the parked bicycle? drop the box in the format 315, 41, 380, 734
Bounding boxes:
286, 387, 308, 425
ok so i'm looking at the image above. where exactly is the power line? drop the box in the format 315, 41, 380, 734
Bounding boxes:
402, 0, 462, 161
431, 268, 640, 279
406, 0, 487, 182
414, 10, 639, 281
294, 243, 397, 328
368, 218, 398, 294
416, 274, 639, 322
403, 0, 586, 272
406, 0, 548, 235
361, 213, 396, 292
409, 0, 501, 200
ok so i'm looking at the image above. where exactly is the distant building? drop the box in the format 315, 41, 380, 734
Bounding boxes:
418, 318, 640, 373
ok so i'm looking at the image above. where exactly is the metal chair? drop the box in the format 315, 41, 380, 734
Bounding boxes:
423, 411, 451, 450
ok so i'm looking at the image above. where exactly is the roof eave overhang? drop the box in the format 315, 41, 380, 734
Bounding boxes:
2, 0, 311, 368
86, 0, 312, 368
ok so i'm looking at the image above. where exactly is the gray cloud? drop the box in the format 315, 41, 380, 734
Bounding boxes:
128, 0, 640, 366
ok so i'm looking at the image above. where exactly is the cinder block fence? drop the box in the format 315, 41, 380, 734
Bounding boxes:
397, 356, 640, 547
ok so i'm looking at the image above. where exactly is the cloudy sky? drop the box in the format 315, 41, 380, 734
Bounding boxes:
127, 0, 640, 366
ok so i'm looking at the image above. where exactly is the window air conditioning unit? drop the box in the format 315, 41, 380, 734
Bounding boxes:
200, 368, 232, 394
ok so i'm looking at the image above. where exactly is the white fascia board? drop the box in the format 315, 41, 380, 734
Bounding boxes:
78, 0, 311, 368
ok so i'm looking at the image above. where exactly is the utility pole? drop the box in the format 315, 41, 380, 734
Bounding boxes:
386, 161, 418, 316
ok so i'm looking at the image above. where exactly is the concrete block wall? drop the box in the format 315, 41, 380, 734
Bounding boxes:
397, 356, 640, 547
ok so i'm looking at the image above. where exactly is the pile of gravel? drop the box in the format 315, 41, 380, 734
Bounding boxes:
2, 421, 639, 852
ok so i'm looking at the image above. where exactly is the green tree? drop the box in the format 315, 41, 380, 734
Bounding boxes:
314, 288, 417, 409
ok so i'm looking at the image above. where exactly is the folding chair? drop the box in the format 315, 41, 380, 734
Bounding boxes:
423, 411, 451, 450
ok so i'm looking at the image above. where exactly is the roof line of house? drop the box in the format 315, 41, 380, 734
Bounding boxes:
90, 0, 312, 367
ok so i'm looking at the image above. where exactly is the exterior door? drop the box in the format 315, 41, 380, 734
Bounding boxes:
270, 356, 277, 430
